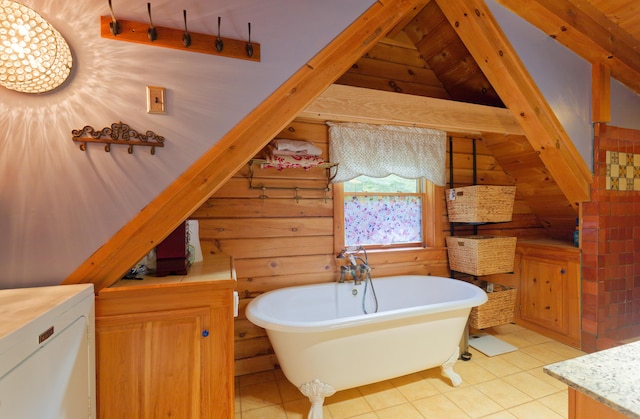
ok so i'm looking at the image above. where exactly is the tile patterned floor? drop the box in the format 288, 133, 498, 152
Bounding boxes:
234, 324, 586, 418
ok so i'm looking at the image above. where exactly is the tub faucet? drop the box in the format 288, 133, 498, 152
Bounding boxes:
336, 246, 369, 265
351, 256, 370, 285
336, 246, 369, 285
338, 265, 349, 283
351, 263, 362, 285
339, 263, 361, 285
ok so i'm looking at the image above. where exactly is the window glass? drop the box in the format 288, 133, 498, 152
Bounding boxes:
343, 175, 422, 246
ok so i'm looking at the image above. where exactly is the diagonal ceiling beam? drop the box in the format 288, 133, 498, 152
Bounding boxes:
496, 0, 640, 94
62, 0, 424, 292
435, 0, 592, 208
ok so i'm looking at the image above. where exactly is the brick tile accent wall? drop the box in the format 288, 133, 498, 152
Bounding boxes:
581, 123, 640, 352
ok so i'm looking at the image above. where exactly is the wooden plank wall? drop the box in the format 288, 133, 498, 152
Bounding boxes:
190, 118, 549, 376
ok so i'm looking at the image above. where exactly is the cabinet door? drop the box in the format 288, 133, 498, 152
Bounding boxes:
96, 307, 211, 419
520, 257, 568, 334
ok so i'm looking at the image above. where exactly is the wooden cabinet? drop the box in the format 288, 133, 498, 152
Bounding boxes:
568, 388, 628, 419
520, 257, 569, 333
95, 258, 235, 419
515, 240, 581, 348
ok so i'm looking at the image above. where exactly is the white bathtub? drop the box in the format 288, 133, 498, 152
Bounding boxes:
246, 275, 487, 418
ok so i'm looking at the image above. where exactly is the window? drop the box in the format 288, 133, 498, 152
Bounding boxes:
334, 174, 441, 251
328, 122, 446, 252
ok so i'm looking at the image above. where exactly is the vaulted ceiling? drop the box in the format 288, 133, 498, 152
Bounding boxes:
67, 0, 640, 290
335, 0, 501, 106
336, 0, 640, 105
325, 0, 640, 237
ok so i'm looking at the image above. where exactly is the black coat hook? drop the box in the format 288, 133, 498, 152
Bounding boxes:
246, 22, 253, 57
108, 0, 120, 35
182, 10, 191, 47
216, 16, 223, 52
147, 3, 157, 41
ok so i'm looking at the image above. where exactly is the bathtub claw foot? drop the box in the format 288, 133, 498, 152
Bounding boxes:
441, 346, 463, 387
299, 378, 335, 419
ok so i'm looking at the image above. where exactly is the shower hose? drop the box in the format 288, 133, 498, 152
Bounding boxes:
362, 270, 379, 314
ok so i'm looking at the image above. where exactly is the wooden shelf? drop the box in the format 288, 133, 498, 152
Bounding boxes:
100, 16, 260, 62
249, 159, 337, 170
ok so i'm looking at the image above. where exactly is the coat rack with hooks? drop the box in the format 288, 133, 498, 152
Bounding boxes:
248, 159, 338, 202
101, 3, 260, 62
72, 122, 165, 154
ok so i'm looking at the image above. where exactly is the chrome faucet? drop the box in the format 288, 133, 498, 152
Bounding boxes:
336, 246, 370, 285
338, 265, 350, 283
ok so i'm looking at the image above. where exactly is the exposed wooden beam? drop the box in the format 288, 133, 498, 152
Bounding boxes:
300, 84, 525, 135
496, 0, 640, 95
592, 62, 611, 123
436, 0, 591, 208
62, 0, 423, 292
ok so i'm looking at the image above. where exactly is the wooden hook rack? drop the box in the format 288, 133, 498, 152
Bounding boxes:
100, 16, 260, 62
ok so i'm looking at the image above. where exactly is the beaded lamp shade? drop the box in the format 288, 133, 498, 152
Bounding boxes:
0, 0, 72, 93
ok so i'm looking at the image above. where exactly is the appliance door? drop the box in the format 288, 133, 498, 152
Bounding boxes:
0, 316, 90, 418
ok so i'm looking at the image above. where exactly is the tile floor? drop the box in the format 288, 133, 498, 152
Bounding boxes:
234, 323, 586, 418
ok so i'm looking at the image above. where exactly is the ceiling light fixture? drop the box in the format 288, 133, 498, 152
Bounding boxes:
0, 0, 72, 93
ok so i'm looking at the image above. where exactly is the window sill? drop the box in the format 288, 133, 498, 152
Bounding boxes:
362, 246, 447, 262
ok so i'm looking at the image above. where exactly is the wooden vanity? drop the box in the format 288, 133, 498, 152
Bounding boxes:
95, 256, 236, 419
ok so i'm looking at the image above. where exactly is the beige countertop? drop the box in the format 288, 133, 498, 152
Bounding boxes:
544, 341, 640, 418
109, 256, 236, 289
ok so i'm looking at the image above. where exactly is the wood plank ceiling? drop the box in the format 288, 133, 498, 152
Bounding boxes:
331, 0, 640, 236
336, 0, 502, 106
337, 0, 640, 108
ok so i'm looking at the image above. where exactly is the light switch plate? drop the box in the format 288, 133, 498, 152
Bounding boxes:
147, 86, 166, 114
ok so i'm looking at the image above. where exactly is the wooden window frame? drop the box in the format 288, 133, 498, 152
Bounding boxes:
333, 179, 443, 255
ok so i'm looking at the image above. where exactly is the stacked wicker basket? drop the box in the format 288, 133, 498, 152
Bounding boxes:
445, 185, 517, 329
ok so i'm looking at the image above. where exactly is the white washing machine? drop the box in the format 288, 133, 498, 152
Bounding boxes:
0, 283, 95, 418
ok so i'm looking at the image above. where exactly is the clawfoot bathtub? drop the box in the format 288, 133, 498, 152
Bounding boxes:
246, 275, 487, 418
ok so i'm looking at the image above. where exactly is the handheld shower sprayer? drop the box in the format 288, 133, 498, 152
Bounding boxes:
336, 245, 368, 265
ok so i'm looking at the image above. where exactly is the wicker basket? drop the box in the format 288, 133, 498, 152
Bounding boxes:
468, 281, 517, 329
446, 235, 517, 276
446, 185, 516, 223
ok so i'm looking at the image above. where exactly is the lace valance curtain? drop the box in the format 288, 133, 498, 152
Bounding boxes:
328, 122, 446, 185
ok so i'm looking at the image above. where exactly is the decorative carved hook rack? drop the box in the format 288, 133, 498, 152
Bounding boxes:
248, 159, 338, 202
100, 9, 260, 62
72, 122, 165, 154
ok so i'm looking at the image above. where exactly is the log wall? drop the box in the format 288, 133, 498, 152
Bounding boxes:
190, 118, 550, 376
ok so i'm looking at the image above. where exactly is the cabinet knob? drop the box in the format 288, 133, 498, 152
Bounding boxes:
202, 330, 209, 337
560, 269, 566, 274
